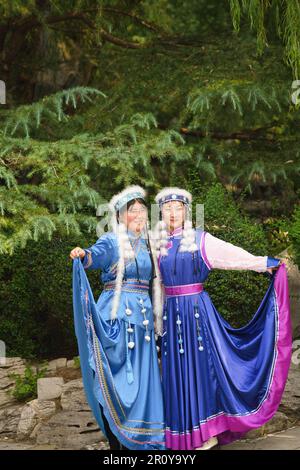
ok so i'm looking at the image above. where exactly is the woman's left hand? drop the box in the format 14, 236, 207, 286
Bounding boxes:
266, 260, 282, 274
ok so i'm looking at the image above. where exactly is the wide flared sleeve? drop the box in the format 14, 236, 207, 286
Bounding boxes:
202, 231, 280, 272
81, 233, 115, 271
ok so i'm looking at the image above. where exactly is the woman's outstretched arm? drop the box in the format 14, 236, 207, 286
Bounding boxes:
202, 232, 281, 272
69, 234, 114, 270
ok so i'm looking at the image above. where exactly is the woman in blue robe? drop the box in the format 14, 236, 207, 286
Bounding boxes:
154, 187, 292, 450
71, 186, 165, 450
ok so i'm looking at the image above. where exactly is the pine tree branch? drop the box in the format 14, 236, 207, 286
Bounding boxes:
0, 9, 201, 60
158, 124, 277, 141
179, 127, 276, 141
2, 12, 145, 54
101, 7, 166, 34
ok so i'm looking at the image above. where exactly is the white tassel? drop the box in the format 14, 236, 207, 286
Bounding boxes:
153, 220, 169, 259
109, 224, 134, 320
149, 236, 164, 336
179, 220, 198, 253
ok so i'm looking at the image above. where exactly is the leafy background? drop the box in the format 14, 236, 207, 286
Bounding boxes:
0, 0, 299, 358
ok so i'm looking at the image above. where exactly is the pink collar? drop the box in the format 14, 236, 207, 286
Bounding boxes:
168, 226, 183, 237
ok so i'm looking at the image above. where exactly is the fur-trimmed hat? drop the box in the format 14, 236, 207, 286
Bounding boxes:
155, 187, 192, 207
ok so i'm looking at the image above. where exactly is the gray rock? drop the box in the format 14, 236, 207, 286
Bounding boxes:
245, 411, 291, 439
66, 360, 76, 369
37, 377, 64, 400
0, 357, 26, 369
45, 358, 68, 373
278, 250, 300, 339
0, 366, 26, 379
81, 441, 110, 450
17, 403, 38, 438
0, 405, 23, 435
55, 358, 67, 369
60, 379, 90, 412
0, 363, 27, 382
0, 376, 17, 391
17, 399, 57, 438
279, 363, 300, 418
45, 360, 58, 374
0, 389, 18, 410
36, 410, 105, 449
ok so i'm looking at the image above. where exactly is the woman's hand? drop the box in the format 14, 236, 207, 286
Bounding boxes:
70, 247, 85, 260
266, 260, 282, 274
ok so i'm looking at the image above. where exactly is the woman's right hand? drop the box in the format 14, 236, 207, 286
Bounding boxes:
70, 247, 86, 260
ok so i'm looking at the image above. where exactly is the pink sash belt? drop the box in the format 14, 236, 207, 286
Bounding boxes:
164, 283, 204, 297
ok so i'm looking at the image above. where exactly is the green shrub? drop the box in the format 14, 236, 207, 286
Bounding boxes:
73, 355, 80, 368
9, 365, 48, 402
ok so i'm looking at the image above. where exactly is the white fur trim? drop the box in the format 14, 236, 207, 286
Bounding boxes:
155, 187, 192, 204
109, 185, 146, 213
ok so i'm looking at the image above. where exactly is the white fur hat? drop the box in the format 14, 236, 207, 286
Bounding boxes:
109, 185, 146, 213
155, 187, 192, 207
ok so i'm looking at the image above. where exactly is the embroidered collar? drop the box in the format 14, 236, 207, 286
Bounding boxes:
168, 226, 183, 237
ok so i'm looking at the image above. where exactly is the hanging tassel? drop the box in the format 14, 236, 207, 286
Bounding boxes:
125, 325, 134, 384
154, 220, 169, 258
192, 252, 197, 275
173, 243, 181, 276
179, 220, 198, 253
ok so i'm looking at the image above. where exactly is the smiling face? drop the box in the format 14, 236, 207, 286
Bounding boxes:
119, 199, 148, 234
161, 200, 186, 232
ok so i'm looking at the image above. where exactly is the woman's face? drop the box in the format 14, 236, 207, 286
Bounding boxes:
120, 200, 148, 233
161, 200, 185, 231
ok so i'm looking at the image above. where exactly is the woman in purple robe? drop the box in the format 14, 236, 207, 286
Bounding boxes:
153, 187, 292, 450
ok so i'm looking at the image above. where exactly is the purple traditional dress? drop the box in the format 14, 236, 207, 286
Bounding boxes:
155, 192, 292, 451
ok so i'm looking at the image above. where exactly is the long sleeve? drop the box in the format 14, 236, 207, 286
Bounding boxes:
81, 233, 115, 271
203, 232, 280, 272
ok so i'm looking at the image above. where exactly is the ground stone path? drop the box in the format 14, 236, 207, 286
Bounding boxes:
1, 426, 300, 451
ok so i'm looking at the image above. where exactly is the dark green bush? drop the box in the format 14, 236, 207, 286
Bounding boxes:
0, 232, 101, 359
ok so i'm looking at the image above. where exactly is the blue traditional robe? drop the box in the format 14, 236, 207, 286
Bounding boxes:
72, 231, 165, 450
159, 227, 292, 450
